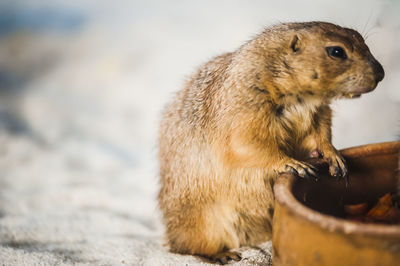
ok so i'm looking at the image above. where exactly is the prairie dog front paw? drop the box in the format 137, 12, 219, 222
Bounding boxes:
322, 148, 348, 181
278, 159, 318, 180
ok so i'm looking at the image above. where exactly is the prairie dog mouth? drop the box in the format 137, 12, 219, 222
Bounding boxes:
344, 93, 362, 99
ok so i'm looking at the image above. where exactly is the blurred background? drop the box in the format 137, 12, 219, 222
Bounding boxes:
0, 0, 398, 265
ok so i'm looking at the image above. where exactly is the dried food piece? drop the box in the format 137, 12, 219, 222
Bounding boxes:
344, 203, 369, 216
366, 193, 400, 224
344, 193, 400, 224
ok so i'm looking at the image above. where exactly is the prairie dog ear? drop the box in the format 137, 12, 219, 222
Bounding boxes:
290, 35, 301, 52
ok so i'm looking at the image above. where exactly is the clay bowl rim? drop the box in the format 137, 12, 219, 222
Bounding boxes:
274, 141, 400, 238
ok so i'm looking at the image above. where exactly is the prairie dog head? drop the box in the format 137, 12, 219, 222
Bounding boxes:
240, 22, 385, 101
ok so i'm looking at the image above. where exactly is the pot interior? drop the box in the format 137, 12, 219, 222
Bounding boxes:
292, 151, 398, 219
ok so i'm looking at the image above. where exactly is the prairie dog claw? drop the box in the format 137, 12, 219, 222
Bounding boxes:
281, 159, 318, 180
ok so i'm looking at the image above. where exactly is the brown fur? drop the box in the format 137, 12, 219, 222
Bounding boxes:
158, 21, 384, 262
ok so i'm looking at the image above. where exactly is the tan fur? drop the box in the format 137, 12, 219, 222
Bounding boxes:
158, 22, 384, 261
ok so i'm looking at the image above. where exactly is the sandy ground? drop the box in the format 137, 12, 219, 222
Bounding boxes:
0, 0, 399, 265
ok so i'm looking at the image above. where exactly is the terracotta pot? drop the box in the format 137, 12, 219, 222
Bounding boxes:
273, 141, 400, 266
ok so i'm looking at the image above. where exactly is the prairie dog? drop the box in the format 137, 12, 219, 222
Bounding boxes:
158, 21, 384, 263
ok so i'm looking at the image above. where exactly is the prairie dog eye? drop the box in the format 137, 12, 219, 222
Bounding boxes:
326, 46, 347, 60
